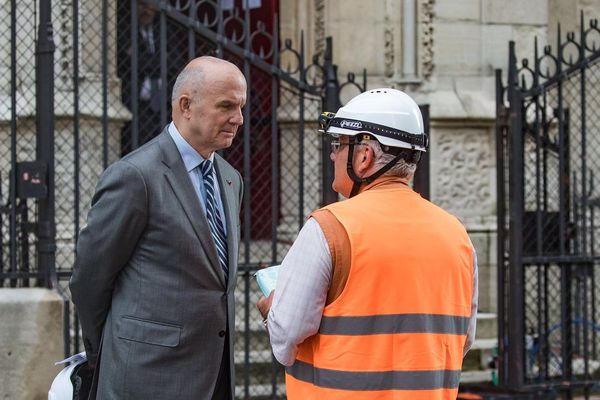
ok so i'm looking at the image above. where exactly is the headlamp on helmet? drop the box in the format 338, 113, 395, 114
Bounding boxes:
318, 111, 336, 134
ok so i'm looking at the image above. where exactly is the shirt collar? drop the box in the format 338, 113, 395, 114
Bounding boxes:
168, 122, 214, 172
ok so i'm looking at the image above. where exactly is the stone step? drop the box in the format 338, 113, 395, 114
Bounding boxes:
464, 338, 498, 372
461, 313, 498, 372
472, 338, 497, 351
460, 369, 496, 384
234, 383, 286, 399
234, 349, 274, 365
476, 313, 497, 340
235, 317, 267, 332
233, 352, 285, 393
233, 329, 272, 354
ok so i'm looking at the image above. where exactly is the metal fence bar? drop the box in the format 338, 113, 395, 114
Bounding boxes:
556, 28, 574, 384
495, 67, 508, 386
19, 201, 29, 287
243, 269, 251, 399
72, 0, 82, 355
35, 0, 56, 288
101, 0, 108, 168
130, 0, 140, 150
8, 0, 17, 287
322, 37, 339, 206
580, 62, 588, 255
216, 1, 223, 58
187, 7, 195, 61
270, 14, 280, 278
297, 33, 306, 228
270, 16, 282, 398
242, 6, 252, 397
413, 105, 430, 199
159, 9, 167, 128
72, 0, 80, 249
507, 40, 526, 390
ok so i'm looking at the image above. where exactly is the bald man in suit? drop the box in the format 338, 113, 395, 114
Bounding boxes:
71, 56, 246, 400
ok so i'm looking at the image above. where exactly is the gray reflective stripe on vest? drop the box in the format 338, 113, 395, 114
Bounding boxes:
287, 361, 461, 391
319, 313, 469, 335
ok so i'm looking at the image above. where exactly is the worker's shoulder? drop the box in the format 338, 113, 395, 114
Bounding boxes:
420, 197, 469, 232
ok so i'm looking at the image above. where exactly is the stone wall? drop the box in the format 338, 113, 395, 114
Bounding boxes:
279, 0, 600, 314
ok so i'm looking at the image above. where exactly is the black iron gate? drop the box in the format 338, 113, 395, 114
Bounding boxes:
1, 1, 361, 398
496, 14, 600, 399
1, 1, 430, 398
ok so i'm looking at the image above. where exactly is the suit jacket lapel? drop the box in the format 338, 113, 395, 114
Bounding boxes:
158, 130, 223, 283
214, 155, 239, 291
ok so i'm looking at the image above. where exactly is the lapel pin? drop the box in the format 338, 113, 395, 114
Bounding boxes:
226, 179, 232, 185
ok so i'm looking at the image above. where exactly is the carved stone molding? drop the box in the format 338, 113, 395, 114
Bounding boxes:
434, 128, 494, 216
314, 0, 325, 55
418, 0, 435, 80
384, 13, 394, 78
56, 0, 73, 90
386, 0, 435, 87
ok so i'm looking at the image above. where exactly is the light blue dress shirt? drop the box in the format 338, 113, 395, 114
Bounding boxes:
168, 122, 227, 234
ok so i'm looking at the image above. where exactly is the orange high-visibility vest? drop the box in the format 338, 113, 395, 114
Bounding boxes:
285, 184, 475, 400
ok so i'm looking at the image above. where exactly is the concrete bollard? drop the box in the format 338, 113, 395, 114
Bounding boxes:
0, 288, 64, 400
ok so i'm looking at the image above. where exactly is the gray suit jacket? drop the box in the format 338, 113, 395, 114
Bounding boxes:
70, 128, 242, 399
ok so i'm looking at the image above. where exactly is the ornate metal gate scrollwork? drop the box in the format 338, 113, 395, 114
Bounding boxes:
2, 1, 374, 398
497, 13, 600, 399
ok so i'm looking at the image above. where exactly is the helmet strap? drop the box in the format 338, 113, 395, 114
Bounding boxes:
345, 143, 362, 198
345, 142, 404, 198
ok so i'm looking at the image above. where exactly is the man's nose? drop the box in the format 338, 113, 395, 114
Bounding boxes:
231, 108, 244, 125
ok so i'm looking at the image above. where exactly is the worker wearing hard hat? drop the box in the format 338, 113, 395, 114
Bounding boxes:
257, 88, 478, 400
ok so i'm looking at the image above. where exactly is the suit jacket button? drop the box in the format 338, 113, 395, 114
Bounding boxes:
218, 330, 226, 337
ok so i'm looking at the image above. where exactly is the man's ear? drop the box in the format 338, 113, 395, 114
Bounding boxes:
355, 145, 374, 176
178, 95, 192, 118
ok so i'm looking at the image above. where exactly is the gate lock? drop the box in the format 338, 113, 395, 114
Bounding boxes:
16, 161, 47, 199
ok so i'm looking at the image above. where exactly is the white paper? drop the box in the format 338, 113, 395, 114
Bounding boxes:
54, 351, 87, 366
254, 265, 280, 296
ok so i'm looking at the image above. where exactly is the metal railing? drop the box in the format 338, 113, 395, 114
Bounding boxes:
497, 12, 600, 399
0, 1, 369, 398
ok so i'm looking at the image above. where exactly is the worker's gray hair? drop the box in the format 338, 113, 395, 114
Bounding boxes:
363, 139, 417, 179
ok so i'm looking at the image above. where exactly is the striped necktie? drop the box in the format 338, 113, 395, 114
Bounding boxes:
200, 160, 229, 280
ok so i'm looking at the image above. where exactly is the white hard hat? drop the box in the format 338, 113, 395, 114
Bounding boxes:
48, 352, 88, 400
320, 88, 427, 152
